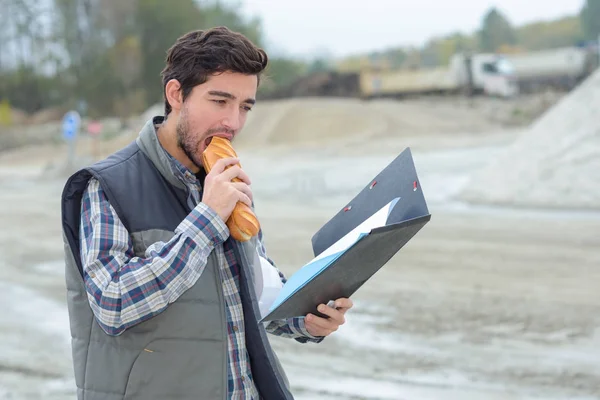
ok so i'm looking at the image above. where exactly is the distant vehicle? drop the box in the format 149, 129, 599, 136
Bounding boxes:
359, 53, 519, 99
503, 46, 598, 92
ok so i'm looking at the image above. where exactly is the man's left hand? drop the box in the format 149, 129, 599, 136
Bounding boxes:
305, 298, 353, 337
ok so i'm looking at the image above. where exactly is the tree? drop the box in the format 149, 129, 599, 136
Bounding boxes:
136, 0, 204, 107
516, 16, 583, 50
136, 0, 264, 107
387, 48, 408, 69
480, 7, 516, 52
420, 40, 441, 67
259, 57, 307, 95
580, 0, 600, 40
0, 0, 273, 119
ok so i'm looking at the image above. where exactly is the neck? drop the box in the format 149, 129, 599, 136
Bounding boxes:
156, 115, 200, 173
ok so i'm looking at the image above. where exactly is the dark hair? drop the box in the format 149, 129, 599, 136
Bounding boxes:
161, 26, 269, 116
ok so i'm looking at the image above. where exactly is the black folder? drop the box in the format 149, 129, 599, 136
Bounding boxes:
260, 148, 431, 322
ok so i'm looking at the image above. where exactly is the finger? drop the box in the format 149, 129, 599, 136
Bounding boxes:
333, 298, 353, 314
306, 312, 340, 331
208, 157, 240, 174
236, 190, 252, 208
228, 182, 252, 207
316, 303, 345, 325
220, 165, 252, 185
232, 181, 253, 203
305, 314, 336, 336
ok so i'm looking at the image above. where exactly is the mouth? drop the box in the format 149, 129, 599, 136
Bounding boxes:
204, 134, 232, 148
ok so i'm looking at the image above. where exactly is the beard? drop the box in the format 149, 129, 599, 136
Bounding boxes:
176, 106, 235, 170
176, 107, 205, 170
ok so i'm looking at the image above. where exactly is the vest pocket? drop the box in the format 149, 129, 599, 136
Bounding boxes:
124, 338, 224, 399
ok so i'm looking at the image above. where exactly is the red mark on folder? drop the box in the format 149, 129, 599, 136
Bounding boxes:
370, 181, 377, 189
413, 181, 418, 191
344, 206, 352, 212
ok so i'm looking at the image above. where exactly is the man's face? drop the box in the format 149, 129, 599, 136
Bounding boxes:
175, 71, 258, 169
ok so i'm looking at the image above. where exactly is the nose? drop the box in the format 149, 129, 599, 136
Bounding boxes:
221, 107, 242, 132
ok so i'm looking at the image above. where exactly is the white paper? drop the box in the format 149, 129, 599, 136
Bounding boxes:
312, 197, 400, 263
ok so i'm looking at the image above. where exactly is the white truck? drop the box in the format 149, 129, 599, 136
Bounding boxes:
503, 46, 598, 92
359, 53, 519, 98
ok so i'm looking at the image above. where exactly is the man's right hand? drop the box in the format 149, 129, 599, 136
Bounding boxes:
201, 157, 253, 223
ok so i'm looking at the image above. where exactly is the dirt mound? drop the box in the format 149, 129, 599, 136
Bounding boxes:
235, 97, 503, 149
459, 69, 600, 210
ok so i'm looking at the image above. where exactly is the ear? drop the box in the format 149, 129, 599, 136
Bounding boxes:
165, 79, 183, 113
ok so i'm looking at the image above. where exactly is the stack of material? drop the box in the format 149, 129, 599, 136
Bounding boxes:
459, 69, 600, 210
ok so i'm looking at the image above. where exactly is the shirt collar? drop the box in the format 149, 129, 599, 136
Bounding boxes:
152, 116, 199, 186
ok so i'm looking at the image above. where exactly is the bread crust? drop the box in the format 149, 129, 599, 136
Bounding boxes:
201, 136, 260, 241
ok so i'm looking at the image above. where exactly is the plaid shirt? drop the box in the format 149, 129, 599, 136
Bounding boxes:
79, 145, 321, 399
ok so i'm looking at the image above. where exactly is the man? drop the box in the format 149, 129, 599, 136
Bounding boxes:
61, 26, 353, 400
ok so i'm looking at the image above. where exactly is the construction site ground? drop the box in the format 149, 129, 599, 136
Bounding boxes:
0, 91, 598, 399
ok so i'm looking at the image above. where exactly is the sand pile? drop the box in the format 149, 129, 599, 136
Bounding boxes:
235, 97, 501, 148
459, 69, 600, 210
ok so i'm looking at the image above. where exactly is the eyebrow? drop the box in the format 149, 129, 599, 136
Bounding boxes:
208, 90, 255, 105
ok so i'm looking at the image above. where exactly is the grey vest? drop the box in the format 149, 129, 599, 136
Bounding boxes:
61, 119, 293, 399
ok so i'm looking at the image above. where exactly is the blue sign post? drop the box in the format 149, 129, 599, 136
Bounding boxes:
63, 110, 81, 170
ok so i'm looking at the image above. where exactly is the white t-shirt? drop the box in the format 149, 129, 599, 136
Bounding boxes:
255, 252, 284, 319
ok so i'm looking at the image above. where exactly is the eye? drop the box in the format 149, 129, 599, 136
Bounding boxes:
242, 105, 253, 112
212, 99, 226, 105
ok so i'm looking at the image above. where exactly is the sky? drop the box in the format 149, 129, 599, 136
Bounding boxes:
235, 0, 586, 59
